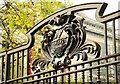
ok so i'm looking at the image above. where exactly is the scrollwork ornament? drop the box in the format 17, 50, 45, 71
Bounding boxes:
32, 13, 101, 73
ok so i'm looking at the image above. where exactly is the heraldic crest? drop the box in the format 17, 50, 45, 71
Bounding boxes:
32, 13, 101, 73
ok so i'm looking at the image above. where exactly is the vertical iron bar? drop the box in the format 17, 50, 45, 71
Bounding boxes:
68, 67, 70, 84
104, 22, 109, 84
43, 73, 45, 84
82, 64, 85, 84
32, 76, 34, 84
4, 52, 10, 84
53, 70, 57, 84
89, 62, 92, 83
106, 59, 109, 84
16, 52, 19, 78
21, 50, 24, 77
26, 49, 29, 81
112, 19, 118, 84
21, 50, 24, 82
61, 68, 64, 84
55, 70, 57, 83
1, 56, 4, 81
74, 66, 77, 84
115, 57, 118, 84
16, 52, 19, 83
104, 23, 108, 55
46, 74, 48, 84
97, 60, 101, 84
112, 20, 117, 53
11, 54, 14, 79
49, 72, 51, 84
37, 74, 41, 84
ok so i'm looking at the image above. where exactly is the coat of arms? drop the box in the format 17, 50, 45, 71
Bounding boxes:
32, 14, 101, 73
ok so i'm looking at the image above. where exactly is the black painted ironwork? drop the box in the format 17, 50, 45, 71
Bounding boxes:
32, 15, 101, 70
0, 2, 120, 84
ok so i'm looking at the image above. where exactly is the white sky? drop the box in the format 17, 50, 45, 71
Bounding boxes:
0, 0, 120, 26
0, 0, 119, 17
58, 0, 120, 20
73, 0, 120, 20
59, 0, 120, 32
74, 0, 119, 13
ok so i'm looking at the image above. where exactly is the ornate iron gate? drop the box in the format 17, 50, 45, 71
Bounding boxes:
0, 2, 120, 84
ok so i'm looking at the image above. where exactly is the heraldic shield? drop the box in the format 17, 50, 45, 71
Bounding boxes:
32, 13, 101, 73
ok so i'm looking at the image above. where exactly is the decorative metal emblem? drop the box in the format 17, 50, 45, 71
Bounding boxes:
32, 14, 101, 73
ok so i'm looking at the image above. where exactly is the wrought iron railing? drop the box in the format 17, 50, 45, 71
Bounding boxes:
0, 48, 30, 83
1, 53, 120, 83
0, 2, 120, 84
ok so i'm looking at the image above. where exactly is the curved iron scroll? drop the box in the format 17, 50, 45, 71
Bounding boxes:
1, 2, 120, 57
32, 13, 101, 73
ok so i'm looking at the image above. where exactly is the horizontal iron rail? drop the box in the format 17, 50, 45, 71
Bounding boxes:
1, 2, 120, 57
0, 2, 120, 83
2, 53, 120, 83
7, 59, 120, 83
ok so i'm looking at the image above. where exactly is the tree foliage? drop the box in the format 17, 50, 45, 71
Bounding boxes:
0, 0, 71, 51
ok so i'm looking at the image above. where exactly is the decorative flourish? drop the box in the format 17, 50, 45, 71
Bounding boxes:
32, 13, 101, 73
32, 58, 50, 74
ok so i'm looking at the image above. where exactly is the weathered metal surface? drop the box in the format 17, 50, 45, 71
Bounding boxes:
0, 2, 120, 84
32, 14, 101, 72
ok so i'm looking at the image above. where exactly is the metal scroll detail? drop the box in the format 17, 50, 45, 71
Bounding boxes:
32, 14, 101, 73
